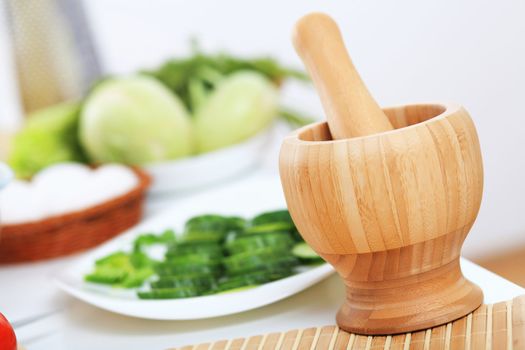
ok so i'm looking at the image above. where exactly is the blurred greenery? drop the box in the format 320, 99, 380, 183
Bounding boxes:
9, 45, 314, 177
8, 102, 86, 178
143, 48, 308, 113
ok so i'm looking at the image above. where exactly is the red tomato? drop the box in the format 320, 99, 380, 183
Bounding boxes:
0, 313, 16, 350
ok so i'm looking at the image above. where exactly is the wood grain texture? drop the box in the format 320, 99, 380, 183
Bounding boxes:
514, 296, 525, 349
172, 296, 525, 350
279, 103, 484, 334
292, 13, 393, 139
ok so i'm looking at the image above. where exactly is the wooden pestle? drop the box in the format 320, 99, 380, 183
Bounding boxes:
292, 13, 393, 139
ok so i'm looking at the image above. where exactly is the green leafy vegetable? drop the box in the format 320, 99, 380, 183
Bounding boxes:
8, 102, 86, 178
79, 75, 194, 164
144, 51, 308, 112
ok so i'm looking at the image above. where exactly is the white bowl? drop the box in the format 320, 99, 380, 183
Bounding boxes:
144, 127, 273, 194
0, 162, 12, 190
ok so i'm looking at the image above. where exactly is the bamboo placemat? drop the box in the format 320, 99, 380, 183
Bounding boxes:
172, 295, 524, 350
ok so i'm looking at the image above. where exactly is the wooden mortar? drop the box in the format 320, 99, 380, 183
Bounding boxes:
279, 13, 484, 335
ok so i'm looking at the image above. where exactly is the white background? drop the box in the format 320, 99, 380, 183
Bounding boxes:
1, 0, 524, 258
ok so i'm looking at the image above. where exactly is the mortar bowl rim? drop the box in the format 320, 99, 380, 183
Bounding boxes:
286, 102, 464, 146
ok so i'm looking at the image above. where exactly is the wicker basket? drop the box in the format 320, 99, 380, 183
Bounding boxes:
0, 169, 151, 264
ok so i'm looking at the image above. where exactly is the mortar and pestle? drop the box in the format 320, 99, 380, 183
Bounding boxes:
279, 13, 484, 335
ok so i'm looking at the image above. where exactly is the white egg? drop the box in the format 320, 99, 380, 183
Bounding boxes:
33, 163, 91, 195
0, 163, 139, 224
92, 164, 138, 199
0, 180, 45, 224
32, 164, 91, 216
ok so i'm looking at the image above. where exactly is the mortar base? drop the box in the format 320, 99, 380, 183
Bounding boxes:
335, 259, 483, 335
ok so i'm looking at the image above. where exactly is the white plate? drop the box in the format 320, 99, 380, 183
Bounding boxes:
144, 127, 273, 194
54, 175, 334, 320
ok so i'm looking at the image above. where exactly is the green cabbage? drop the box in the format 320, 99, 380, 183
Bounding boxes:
79, 75, 194, 164
8, 102, 85, 178
194, 71, 278, 153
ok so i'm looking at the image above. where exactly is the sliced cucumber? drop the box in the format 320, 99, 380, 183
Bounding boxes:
225, 258, 298, 276
292, 242, 324, 264
225, 233, 294, 254
185, 215, 245, 236
150, 275, 216, 292
164, 252, 221, 266
94, 251, 129, 267
85, 209, 311, 298
120, 268, 154, 288
165, 251, 222, 260
181, 231, 225, 243
150, 274, 216, 290
85, 268, 127, 285
217, 268, 293, 292
155, 262, 221, 276
133, 229, 176, 252
166, 241, 223, 258
223, 248, 298, 275
216, 285, 257, 294
251, 210, 293, 227
87, 251, 154, 288
137, 286, 199, 299
245, 224, 293, 235
248, 210, 297, 236
129, 251, 155, 269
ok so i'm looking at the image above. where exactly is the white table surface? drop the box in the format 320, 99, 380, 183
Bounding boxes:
1, 171, 524, 350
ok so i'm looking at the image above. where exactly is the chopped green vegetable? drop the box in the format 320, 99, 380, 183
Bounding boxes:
185, 215, 245, 232
183, 214, 245, 243
155, 263, 221, 277
8, 102, 86, 178
85, 251, 154, 288
133, 229, 176, 252
248, 210, 301, 240
85, 267, 128, 285
223, 248, 298, 276
217, 268, 292, 292
164, 252, 221, 266
166, 241, 223, 259
150, 274, 216, 291
245, 225, 293, 235
216, 285, 257, 294
225, 232, 294, 255
251, 210, 294, 227
120, 268, 155, 288
84, 209, 323, 299
137, 287, 199, 299
292, 242, 324, 265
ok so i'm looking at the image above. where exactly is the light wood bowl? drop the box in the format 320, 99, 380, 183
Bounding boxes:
280, 103, 484, 334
